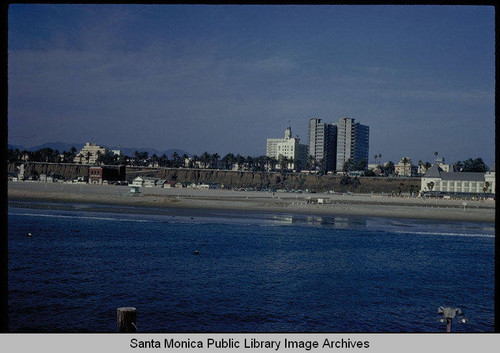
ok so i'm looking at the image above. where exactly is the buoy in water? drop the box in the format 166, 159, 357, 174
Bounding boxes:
27, 232, 32, 237
194, 250, 199, 255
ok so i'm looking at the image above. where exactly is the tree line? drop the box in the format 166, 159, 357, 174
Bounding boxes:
7, 147, 490, 174
8, 147, 312, 173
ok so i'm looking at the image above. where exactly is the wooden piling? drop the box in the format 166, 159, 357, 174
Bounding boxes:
446, 318, 452, 333
117, 307, 137, 333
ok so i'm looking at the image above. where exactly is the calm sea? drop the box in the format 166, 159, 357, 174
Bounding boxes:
7, 201, 495, 332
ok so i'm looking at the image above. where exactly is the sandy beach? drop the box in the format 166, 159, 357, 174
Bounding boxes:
8, 181, 496, 223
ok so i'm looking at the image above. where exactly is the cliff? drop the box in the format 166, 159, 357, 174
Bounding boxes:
8, 162, 90, 180
8, 162, 421, 194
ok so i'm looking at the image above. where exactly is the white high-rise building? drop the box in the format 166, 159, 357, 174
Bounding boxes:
266, 126, 309, 170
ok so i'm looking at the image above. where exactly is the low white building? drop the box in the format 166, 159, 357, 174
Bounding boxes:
394, 157, 418, 177
485, 164, 496, 195
130, 176, 145, 187
434, 157, 452, 172
131, 176, 167, 188
421, 164, 495, 197
39, 174, 53, 183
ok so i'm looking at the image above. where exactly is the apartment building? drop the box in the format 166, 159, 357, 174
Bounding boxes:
74, 142, 107, 164
395, 157, 418, 177
335, 117, 369, 172
308, 118, 337, 172
266, 126, 308, 170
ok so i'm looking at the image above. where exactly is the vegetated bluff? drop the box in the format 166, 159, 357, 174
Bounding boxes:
8, 162, 421, 194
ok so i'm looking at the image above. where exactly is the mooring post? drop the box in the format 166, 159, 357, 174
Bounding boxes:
446, 318, 452, 332
117, 307, 137, 333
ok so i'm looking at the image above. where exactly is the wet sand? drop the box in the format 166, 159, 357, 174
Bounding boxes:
8, 181, 496, 223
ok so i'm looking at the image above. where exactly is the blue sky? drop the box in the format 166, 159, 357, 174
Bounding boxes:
8, 4, 495, 167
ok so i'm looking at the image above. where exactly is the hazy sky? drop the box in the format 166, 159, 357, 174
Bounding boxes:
8, 4, 495, 166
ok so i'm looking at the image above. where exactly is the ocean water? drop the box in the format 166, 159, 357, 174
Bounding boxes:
7, 201, 495, 332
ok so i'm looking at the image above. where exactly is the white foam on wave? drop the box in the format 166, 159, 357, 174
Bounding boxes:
9, 211, 155, 223
10, 209, 495, 238
10, 210, 263, 227
396, 230, 495, 238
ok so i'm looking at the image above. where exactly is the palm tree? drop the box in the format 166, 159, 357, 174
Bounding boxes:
401, 157, 410, 177
95, 150, 103, 165
342, 159, 353, 173
270, 157, 278, 171
235, 154, 245, 170
418, 160, 423, 176
200, 152, 211, 169
182, 154, 189, 168
171, 152, 180, 168
293, 158, 302, 172
150, 153, 159, 167
256, 155, 267, 171
20, 149, 31, 162
228, 153, 236, 170
190, 155, 199, 168
159, 154, 168, 167
210, 153, 220, 169
483, 181, 491, 198
427, 181, 435, 195
307, 155, 316, 171
398, 183, 404, 196
382, 161, 395, 177
246, 156, 254, 171
278, 155, 288, 171
221, 153, 234, 170
133, 151, 140, 166
318, 158, 327, 174
453, 161, 464, 172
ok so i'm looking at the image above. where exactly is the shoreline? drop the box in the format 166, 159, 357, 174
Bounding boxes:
8, 181, 496, 223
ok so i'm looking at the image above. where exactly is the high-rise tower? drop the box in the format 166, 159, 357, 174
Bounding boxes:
308, 118, 337, 172
335, 117, 369, 171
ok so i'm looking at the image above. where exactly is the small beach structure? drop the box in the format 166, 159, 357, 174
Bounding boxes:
128, 185, 141, 195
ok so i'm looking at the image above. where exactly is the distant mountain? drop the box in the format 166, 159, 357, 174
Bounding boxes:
30, 142, 86, 153
112, 146, 191, 158
7, 144, 26, 151
7, 141, 191, 159
7, 141, 85, 152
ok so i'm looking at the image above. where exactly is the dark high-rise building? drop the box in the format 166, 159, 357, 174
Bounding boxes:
308, 117, 369, 172
308, 118, 337, 172
335, 117, 369, 171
